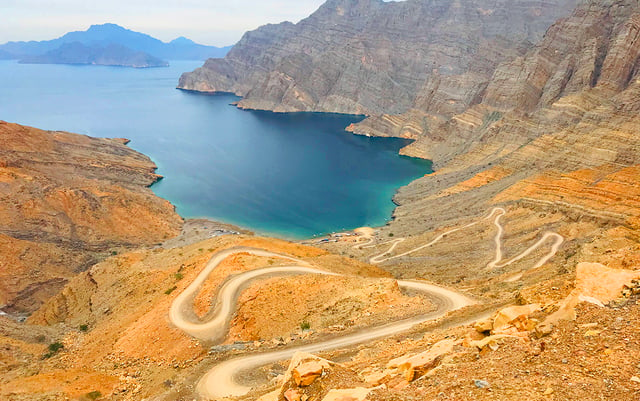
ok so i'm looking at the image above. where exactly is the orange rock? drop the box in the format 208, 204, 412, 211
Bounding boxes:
537, 262, 640, 336
388, 339, 456, 381
293, 361, 326, 386
320, 387, 372, 401
284, 388, 302, 401
362, 370, 392, 386
492, 304, 541, 333
574, 262, 640, 303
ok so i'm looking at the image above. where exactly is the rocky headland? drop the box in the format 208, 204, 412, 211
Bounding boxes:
0, 121, 182, 315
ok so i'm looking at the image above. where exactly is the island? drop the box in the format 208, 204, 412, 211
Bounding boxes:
19, 42, 169, 68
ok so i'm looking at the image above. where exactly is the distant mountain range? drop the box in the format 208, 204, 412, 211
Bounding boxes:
0, 23, 232, 68
19, 42, 169, 68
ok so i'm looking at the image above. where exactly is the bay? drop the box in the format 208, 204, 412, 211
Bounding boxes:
0, 60, 431, 239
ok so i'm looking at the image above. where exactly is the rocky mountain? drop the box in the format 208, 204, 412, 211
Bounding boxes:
178, 0, 579, 114
2, 0, 640, 400
0, 121, 182, 315
0, 23, 231, 61
19, 42, 169, 68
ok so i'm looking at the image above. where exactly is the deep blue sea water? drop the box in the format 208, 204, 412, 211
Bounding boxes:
0, 60, 431, 239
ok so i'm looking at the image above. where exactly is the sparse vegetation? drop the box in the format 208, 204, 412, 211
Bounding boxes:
164, 286, 177, 295
79, 324, 89, 332
300, 320, 311, 331
174, 272, 184, 281
35, 334, 46, 343
389, 233, 394, 237
86, 391, 102, 400
43, 341, 64, 359
111, 251, 117, 256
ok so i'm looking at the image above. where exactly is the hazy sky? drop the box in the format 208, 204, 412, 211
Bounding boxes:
0, 0, 327, 47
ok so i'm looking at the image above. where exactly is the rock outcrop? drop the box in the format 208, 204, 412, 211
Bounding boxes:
0, 121, 182, 314
178, 0, 578, 115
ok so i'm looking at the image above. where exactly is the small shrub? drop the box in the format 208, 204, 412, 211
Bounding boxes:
35, 334, 46, 343
388, 233, 394, 237
110, 251, 117, 256
79, 324, 89, 332
48, 342, 64, 353
174, 272, 184, 281
43, 341, 64, 359
164, 286, 177, 295
198, 248, 204, 252
300, 321, 311, 331
86, 391, 102, 400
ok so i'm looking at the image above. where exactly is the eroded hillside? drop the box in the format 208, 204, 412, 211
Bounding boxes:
0, 122, 183, 315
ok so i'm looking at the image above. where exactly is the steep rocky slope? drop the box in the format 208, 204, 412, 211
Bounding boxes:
0, 121, 182, 315
178, 0, 578, 115
352, 0, 640, 165
319, 0, 640, 298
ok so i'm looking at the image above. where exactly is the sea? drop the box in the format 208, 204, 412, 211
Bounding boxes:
0, 60, 432, 239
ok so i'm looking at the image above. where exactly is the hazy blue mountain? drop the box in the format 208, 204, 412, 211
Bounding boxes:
19, 42, 169, 68
0, 50, 14, 59
0, 23, 231, 60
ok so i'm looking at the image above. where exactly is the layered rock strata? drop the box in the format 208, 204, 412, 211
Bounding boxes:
178, 0, 578, 115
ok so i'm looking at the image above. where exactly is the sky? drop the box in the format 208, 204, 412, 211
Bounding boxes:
0, 0, 328, 47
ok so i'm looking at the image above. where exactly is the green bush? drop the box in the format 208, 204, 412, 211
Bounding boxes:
164, 286, 177, 295
300, 321, 311, 331
174, 272, 184, 281
43, 341, 64, 359
86, 391, 102, 400
79, 324, 89, 332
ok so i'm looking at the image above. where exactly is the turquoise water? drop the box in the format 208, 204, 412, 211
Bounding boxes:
0, 60, 432, 239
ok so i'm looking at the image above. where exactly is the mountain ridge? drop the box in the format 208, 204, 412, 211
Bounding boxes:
0, 23, 232, 61
19, 42, 169, 68
178, 0, 580, 114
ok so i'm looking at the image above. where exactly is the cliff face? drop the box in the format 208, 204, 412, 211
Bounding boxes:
0, 122, 182, 314
178, 0, 578, 115
328, 0, 640, 287
350, 0, 640, 164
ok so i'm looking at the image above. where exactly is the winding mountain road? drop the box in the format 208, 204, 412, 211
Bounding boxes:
367, 207, 564, 272
169, 247, 476, 399
171, 207, 563, 399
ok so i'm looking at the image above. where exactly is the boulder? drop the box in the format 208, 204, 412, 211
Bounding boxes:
474, 317, 494, 333
320, 387, 372, 401
537, 263, 640, 336
574, 263, 640, 303
284, 388, 302, 401
361, 370, 392, 386
293, 360, 327, 387
492, 304, 541, 333
469, 334, 525, 351
387, 339, 456, 381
